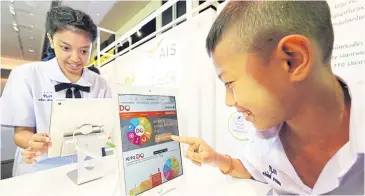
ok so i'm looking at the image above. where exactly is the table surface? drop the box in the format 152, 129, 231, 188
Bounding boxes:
0, 156, 271, 196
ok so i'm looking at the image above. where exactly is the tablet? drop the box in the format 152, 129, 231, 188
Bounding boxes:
48, 98, 115, 158
113, 85, 185, 196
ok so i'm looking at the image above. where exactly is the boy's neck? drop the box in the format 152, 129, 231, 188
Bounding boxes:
284, 71, 351, 145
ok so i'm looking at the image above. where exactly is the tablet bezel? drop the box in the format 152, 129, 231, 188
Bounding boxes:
112, 85, 186, 196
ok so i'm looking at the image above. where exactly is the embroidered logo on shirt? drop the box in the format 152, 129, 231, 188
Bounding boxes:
262, 165, 281, 186
38, 92, 53, 102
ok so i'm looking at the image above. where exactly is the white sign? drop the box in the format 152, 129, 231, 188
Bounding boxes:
329, 0, 365, 84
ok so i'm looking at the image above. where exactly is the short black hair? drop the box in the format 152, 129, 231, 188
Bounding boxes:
46, 6, 97, 42
87, 66, 100, 75
206, 1, 334, 63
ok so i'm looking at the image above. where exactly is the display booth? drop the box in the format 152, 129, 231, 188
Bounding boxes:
2, 0, 361, 195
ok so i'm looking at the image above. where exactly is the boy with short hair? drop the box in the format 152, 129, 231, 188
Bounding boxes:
172, 1, 364, 194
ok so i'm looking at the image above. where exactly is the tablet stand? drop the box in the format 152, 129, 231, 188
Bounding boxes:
66, 126, 108, 185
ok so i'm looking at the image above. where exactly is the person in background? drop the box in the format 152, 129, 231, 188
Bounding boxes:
171, 1, 364, 195
1, 6, 111, 176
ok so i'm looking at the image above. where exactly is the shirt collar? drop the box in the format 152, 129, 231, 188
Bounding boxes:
46, 57, 93, 87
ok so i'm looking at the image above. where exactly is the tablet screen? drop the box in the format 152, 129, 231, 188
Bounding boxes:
118, 94, 183, 195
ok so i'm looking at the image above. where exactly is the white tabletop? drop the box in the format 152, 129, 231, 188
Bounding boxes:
0, 156, 271, 196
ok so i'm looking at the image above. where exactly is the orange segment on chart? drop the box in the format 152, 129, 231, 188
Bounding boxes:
144, 129, 152, 139
140, 135, 148, 145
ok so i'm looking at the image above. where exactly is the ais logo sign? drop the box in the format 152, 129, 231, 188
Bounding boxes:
147, 37, 177, 60
120, 105, 130, 111
159, 43, 176, 59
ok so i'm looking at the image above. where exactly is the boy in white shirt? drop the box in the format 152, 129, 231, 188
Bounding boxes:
1, 6, 111, 176
171, 1, 364, 194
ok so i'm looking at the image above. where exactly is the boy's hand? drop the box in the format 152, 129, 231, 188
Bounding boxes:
171, 135, 217, 166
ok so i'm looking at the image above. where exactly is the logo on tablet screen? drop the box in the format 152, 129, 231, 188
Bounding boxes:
136, 153, 144, 160
120, 105, 130, 111
125, 153, 144, 162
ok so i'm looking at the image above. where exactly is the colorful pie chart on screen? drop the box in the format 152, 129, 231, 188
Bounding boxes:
163, 158, 180, 181
126, 117, 152, 146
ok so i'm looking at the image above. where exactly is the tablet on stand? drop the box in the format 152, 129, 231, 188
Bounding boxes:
112, 85, 187, 196
48, 98, 115, 185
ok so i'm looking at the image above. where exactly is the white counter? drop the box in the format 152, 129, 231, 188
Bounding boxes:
0, 156, 271, 196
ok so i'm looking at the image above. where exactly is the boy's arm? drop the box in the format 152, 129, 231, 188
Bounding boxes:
214, 152, 253, 178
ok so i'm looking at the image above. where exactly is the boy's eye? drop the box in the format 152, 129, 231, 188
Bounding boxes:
61, 46, 69, 51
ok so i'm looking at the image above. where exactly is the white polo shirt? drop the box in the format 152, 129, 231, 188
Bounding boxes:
240, 79, 364, 195
1, 58, 112, 176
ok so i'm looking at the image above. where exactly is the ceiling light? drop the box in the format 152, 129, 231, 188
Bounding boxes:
30, 13, 34, 16
30, 37, 34, 39
9, 4, 15, 15
136, 30, 143, 37
10, 0, 14, 3
13, 26, 19, 32
28, 49, 35, 53
12, 21, 17, 26
30, 25, 34, 28
96, 13, 100, 16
